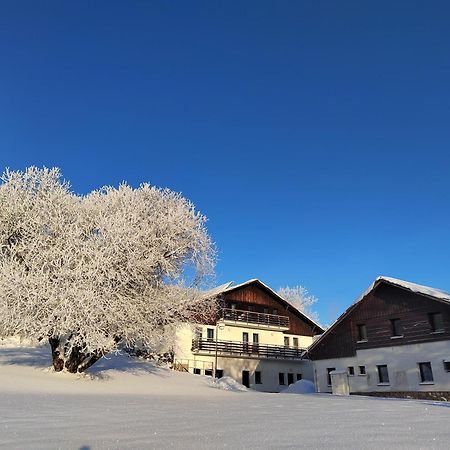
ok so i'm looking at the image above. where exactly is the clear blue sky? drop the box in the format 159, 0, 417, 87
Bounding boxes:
1, 1, 449, 325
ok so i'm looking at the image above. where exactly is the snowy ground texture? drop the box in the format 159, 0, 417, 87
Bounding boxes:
1, 340, 450, 449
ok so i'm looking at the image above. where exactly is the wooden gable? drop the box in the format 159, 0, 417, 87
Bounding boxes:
222, 281, 322, 336
309, 281, 450, 360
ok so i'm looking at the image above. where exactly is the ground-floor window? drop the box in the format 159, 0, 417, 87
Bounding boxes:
296, 373, 302, 381
255, 371, 262, 384
279, 372, 285, 385
348, 366, 355, 376
377, 365, 389, 384
193, 368, 201, 375
358, 365, 366, 375
444, 361, 450, 372
287, 373, 294, 385
215, 369, 223, 378
327, 367, 335, 386
418, 362, 434, 383
204, 369, 213, 377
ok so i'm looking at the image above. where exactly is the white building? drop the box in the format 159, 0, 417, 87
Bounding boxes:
174, 279, 324, 392
309, 277, 450, 399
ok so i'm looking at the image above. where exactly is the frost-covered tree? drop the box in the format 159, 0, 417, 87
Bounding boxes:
277, 285, 320, 323
0, 167, 216, 373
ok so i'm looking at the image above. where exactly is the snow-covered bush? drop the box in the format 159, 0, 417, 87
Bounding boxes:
0, 167, 216, 373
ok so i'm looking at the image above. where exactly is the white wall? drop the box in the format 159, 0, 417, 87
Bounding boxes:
313, 340, 450, 393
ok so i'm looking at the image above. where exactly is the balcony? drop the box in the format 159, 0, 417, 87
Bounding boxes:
221, 307, 290, 330
192, 338, 305, 360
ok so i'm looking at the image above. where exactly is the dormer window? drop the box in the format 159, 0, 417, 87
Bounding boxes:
357, 324, 367, 342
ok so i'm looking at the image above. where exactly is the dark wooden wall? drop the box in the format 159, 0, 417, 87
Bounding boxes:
309, 282, 450, 360
223, 284, 318, 336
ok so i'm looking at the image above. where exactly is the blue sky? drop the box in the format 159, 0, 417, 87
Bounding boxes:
1, 1, 449, 324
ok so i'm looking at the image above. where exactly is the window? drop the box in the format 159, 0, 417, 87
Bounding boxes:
296, 373, 303, 381
205, 369, 213, 377
377, 365, 389, 384
284, 336, 290, 346
293, 337, 299, 347
359, 365, 366, 375
206, 328, 214, 341
419, 362, 434, 383
279, 372, 285, 385
231, 303, 237, 310
390, 319, 402, 337
444, 361, 450, 372
193, 368, 201, 375
252, 333, 259, 343
248, 305, 255, 312
273, 308, 278, 315
327, 367, 336, 386
287, 373, 294, 385
255, 371, 262, 384
263, 307, 269, 314
215, 369, 223, 378
357, 324, 367, 342
348, 366, 355, 376
429, 312, 444, 332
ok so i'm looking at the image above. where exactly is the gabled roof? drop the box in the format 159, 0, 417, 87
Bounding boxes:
308, 276, 450, 353
207, 278, 324, 333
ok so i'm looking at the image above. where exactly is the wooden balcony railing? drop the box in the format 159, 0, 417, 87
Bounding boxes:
192, 338, 305, 360
221, 308, 290, 329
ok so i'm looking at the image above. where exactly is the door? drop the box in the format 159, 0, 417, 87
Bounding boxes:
252, 333, 259, 354
242, 370, 250, 388
243, 332, 249, 353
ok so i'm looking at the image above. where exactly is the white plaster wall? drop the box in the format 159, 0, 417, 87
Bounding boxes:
313, 340, 450, 393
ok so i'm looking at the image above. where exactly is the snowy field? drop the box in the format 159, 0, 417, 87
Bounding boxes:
1, 341, 450, 449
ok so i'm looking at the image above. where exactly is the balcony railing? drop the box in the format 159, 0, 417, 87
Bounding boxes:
221, 308, 290, 329
192, 338, 305, 360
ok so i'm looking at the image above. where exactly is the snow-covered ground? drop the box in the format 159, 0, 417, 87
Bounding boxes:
1, 341, 450, 449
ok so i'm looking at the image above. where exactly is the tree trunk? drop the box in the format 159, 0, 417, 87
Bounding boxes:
48, 337, 103, 373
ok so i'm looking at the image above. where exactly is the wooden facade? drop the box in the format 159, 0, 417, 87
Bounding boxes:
309, 280, 450, 361
220, 281, 323, 336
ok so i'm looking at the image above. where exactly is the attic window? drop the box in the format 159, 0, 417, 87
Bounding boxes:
357, 324, 368, 342
429, 312, 444, 333
390, 319, 403, 337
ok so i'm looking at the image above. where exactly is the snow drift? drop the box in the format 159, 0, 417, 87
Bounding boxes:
280, 379, 316, 394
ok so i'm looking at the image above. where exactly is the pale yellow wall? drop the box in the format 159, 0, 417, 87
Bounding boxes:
177, 322, 312, 348
174, 322, 315, 392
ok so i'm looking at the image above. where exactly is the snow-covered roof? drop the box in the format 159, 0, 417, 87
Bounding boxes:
373, 276, 450, 304
206, 278, 324, 332
202, 282, 233, 298
308, 276, 450, 353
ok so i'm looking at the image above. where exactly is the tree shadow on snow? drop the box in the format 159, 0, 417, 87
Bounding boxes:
0, 345, 169, 379
85, 353, 170, 379
0, 345, 52, 368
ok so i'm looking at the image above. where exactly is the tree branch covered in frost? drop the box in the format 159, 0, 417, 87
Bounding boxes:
0, 167, 216, 372
277, 285, 320, 323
